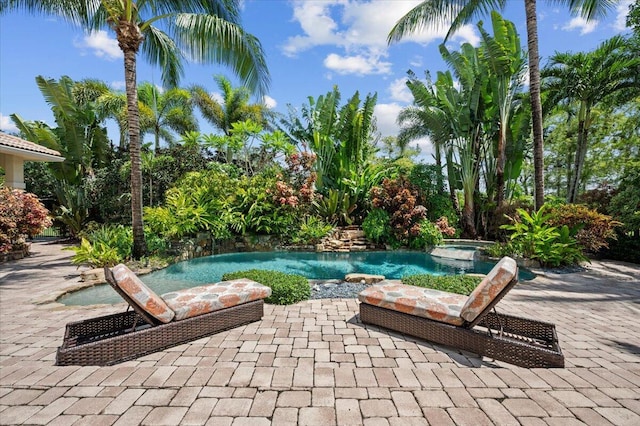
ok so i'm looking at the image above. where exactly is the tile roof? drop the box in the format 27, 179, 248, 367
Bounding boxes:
0, 132, 62, 157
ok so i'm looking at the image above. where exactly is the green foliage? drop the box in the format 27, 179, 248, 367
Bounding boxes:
0, 188, 52, 253
483, 241, 518, 258
313, 189, 356, 226
362, 208, 391, 243
547, 204, 620, 253
371, 177, 426, 244
601, 234, 640, 264
401, 274, 482, 295
222, 269, 310, 305
292, 216, 333, 245
609, 161, 640, 234
410, 220, 444, 249
66, 237, 122, 268
67, 224, 167, 268
54, 183, 90, 239
501, 205, 588, 267
279, 86, 383, 216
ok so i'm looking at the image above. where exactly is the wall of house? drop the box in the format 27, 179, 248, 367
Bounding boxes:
0, 154, 25, 189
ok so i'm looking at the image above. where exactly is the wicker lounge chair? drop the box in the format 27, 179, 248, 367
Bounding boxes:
56, 264, 271, 366
358, 257, 564, 368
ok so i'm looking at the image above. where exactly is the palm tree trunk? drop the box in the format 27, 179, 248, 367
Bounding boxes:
124, 48, 147, 258
496, 126, 507, 207
525, 0, 545, 210
568, 115, 589, 203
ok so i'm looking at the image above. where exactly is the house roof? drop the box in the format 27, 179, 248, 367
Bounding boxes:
0, 132, 64, 161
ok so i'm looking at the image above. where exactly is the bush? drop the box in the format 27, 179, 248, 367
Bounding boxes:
67, 224, 167, 268
222, 269, 310, 305
409, 220, 443, 249
362, 208, 391, 243
401, 274, 482, 295
0, 188, 52, 253
609, 161, 640, 234
292, 216, 333, 244
600, 233, 640, 264
370, 177, 426, 244
547, 204, 620, 253
501, 205, 588, 267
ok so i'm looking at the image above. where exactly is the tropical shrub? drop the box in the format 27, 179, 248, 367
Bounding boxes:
609, 161, 640, 235
547, 204, 620, 253
501, 205, 588, 267
67, 224, 132, 267
54, 183, 89, 239
409, 164, 458, 229
67, 224, 168, 267
313, 189, 357, 226
222, 269, 310, 305
66, 237, 122, 268
370, 177, 427, 244
435, 216, 456, 237
486, 199, 533, 241
292, 216, 333, 245
0, 188, 52, 253
409, 220, 443, 249
401, 274, 482, 295
362, 208, 391, 243
238, 170, 300, 236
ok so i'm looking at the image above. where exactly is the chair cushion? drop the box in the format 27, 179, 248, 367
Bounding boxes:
161, 279, 272, 321
358, 282, 468, 326
460, 256, 517, 322
111, 264, 176, 323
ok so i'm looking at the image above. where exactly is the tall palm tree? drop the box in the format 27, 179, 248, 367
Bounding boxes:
191, 74, 272, 162
137, 82, 197, 151
388, 0, 616, 210
477, 11, 526, 207
543, 35, 640, 203
2, 1, 270, 258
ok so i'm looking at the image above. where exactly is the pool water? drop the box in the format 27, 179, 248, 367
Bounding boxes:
58, 251, 535, 305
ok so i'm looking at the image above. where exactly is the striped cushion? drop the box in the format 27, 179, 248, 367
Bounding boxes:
161, 279, 272, 321
460, 257, 517, 322
111, 264, 175, 323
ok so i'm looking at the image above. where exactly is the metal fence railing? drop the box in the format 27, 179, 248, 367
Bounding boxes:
32, 226, 65, 239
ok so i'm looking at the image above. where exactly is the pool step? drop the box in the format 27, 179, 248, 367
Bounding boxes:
430, 247, 477, 261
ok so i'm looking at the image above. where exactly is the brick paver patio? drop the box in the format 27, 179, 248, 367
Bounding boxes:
0, 241, 638, 425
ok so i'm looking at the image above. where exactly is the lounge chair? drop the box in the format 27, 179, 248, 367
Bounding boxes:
56, 264, 271, 366
358, 257, 564, 368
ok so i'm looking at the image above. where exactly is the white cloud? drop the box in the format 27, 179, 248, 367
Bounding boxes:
0, 113, 18, 133
450, 24, 481, 46
283, 1, 476, 77
374, 102, 403, 137
110, 81, 126, 91
74, 30, 122, 60
409, 55, 423, 68
263, 95, 277, 109
375, 102, 436, 161
388, 78, 412, 103
562, 17, 598, 35
614, 0, 633, 31
324, 53, 392, 75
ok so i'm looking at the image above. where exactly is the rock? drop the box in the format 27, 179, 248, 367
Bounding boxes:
81, 268, 104, 282
344, 273, 385, 284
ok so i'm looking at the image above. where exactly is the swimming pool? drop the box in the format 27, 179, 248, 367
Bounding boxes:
58, 251, 535, 305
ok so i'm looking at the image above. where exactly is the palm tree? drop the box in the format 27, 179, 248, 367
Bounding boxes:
137, 82, 197, 151
2, 1, 270, 258
191, 74, 272, 163
388, 0, 616, 211
543, 35, 640, 203
477, 11, 526, 207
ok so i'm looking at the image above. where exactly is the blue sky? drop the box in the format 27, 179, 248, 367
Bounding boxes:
0, 0, 634, 157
